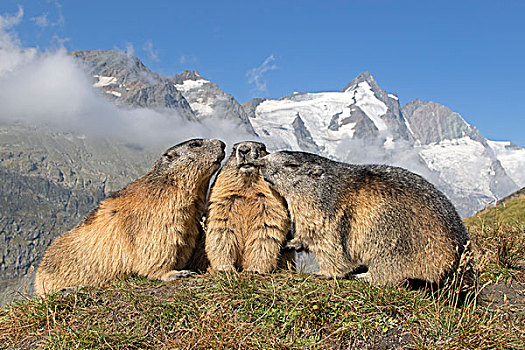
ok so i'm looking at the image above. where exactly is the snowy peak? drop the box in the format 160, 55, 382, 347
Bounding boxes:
172, 71, 255, 134
172, 70, 203, 84
342, 71, 379, 93
71, 50, 195, 119
249, 72, 415, 159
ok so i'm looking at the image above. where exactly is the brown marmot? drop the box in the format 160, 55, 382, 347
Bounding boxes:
34, 138, 225, 295
258, 151, 472, 286
205, 141, 291, 274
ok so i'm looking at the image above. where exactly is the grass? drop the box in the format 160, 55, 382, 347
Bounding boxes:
465, 192, 525, 228
1, 272, 523, 349
1, 197, 524, 349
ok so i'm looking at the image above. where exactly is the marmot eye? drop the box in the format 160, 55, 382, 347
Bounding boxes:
284, 162, 300, 168
189, 140, 203, 148
163, 153, 174, 160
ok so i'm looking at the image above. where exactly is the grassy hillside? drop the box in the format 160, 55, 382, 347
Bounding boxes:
1, 199, 523, 349
464, 187, 525, 227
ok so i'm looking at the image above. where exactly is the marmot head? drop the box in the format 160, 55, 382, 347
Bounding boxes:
258, 151, 332, 203
230, 141, 268, 176
151, 138, 225, 182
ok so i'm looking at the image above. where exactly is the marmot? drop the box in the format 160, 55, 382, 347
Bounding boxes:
34, 138, 225, 295
205, 141, 291, 274
258, 151, 472, 286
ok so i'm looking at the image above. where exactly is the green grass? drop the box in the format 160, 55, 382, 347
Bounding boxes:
465, 194, 525, 228
1, 198, 524, 349
1, 266, 523, 349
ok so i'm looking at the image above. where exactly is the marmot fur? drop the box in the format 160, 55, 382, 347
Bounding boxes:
34, 138, 225, 295
259, 151, 472, 286
205, 141, 291, 274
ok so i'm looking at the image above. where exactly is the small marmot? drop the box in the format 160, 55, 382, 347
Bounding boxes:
34, 138, 225, 295
258, 151, 472, 286
205, 141, 291, 274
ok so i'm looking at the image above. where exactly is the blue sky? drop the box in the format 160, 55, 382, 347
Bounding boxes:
2, 0, 525, 146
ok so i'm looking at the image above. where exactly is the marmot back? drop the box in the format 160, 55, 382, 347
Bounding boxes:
34, 138, 225, 295
259, 151, 472, 287
205, 141, 290, 273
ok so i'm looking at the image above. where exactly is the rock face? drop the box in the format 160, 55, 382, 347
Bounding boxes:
0, 124, 156, 303
172, 70, 255, 134
70, 51, 254, 133
70, 51, 195, 120
401, 99, 484, 144
291, 113, 320, 153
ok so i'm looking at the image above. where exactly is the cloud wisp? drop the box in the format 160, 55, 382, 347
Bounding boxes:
179, 54, 197, 65
246, 55, 277, 95
29, 0, 65, 28
143, 40, 159, 62
0, 6, 23, 30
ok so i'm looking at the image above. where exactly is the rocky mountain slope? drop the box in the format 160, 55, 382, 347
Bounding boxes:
70, 51, 254, 134
0, 124, 156, 303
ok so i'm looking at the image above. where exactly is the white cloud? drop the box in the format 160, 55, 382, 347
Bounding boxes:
0, 10, 253, 148
143, 40, 159, 62
246, 55, 277, 94
125, 42, 135, 56
31, 13, 49, 27
0, 6, 23, 30
0, 7, 38, 76
29, 1, 65, 28
179, 54, 197, 64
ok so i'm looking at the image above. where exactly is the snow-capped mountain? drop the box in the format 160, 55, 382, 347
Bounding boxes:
70, 51, 524, 217
172, 70, 254, 134
70, 51, 254, 133
246, 73, 524, 217
487, 140, 525, 187
246, 72, 413, 155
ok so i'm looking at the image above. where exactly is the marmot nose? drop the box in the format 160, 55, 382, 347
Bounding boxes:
238, 147, 250, 156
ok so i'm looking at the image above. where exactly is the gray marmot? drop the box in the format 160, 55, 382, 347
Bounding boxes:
258, 151, 472, 286
35, 138, 225, 295
205, 141, 291, 274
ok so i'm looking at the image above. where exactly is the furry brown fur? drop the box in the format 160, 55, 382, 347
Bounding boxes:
259, 151, 473, 286
34, 138, 225, 295
205, 141, 290, 274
